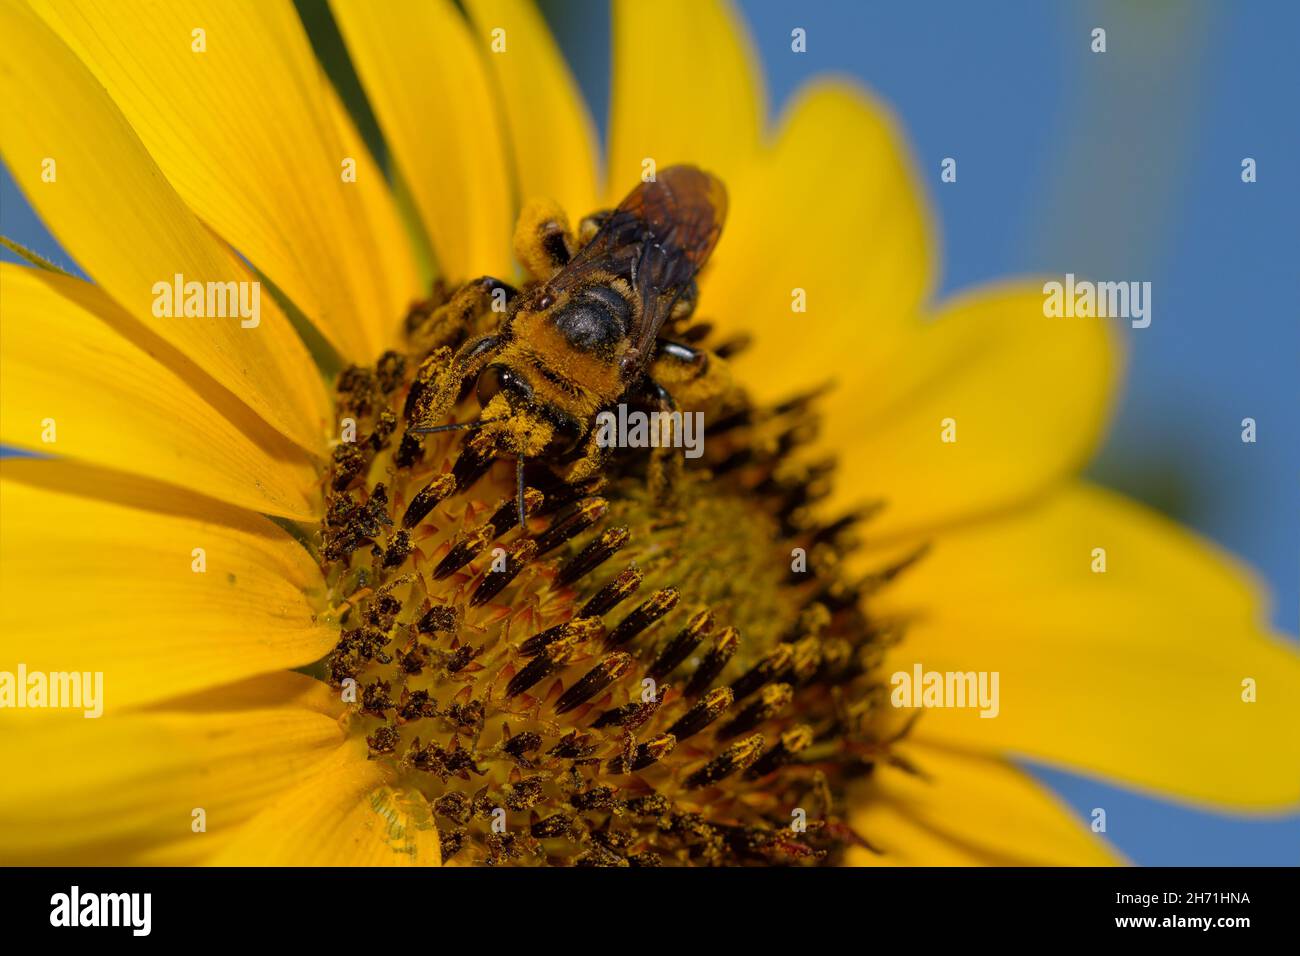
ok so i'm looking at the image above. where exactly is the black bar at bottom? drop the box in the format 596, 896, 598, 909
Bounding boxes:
0, 866, 1289, 941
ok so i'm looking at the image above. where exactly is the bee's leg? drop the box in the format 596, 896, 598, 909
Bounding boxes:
407, 275, 518, 352
559, 427, 610, 486
628, 377, 686, 506
401, 279, 451, 335
661, 280, 699, 334
514, 198, 577, 282
658, 340, 708, 370
576, 210, 612, 249
405, 334, 502, 432
649, 339, 734, 410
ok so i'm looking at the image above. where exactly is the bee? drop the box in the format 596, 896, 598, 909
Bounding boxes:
413, 165, 731, 524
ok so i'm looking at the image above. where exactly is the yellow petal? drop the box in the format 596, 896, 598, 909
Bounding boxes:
847, 743, 1122, 866
700, 82, 935, 396
464, 0, 600, 221
607, 0, 763, 200
29, 0, 422, 362
846, 801, 987, 866
0, 264, 320, 520
210, 740, 441, 866
823, 282, 1120, 540
0, 672, 346, 865
0, 1, 329, 453
0, 474, 337, 711
332, 0, 514, 281
872, 483, 1300, 809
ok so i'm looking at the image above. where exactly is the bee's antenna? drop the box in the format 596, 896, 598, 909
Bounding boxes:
516, 456, 527, 531
410, 417, 498, 435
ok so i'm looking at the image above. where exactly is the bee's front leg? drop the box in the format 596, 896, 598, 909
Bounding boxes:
405, 333, 503, 433
407, 275, 518, 353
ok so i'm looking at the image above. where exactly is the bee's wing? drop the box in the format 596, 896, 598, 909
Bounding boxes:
626, 168, 727, 378
560, 167, 727, 380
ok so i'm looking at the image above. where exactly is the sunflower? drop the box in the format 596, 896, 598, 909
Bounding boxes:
1, 0, 1296, 867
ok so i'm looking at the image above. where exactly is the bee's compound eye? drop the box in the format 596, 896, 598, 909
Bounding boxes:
476, 364, 531, 408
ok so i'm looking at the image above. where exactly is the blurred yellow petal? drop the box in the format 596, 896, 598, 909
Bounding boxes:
847, 743, 1122, 866
0, 265, 320, 520
333, 92, 432, 347
823, 283, 1120, 540
873, 484, 1300, 809
0, 476, 337, 711
332, 0, 513, 280
846, 802, 986, 866
0, 0, 330, 454
30, 0, 421, 361
607, 0, 762, 200
464, 0, 600, 221
211, 741, 441, 866
701, 82, 935, 397
0, 672, 345, 865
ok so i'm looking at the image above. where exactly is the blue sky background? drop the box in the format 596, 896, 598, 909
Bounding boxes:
3, 0, 1295, 865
